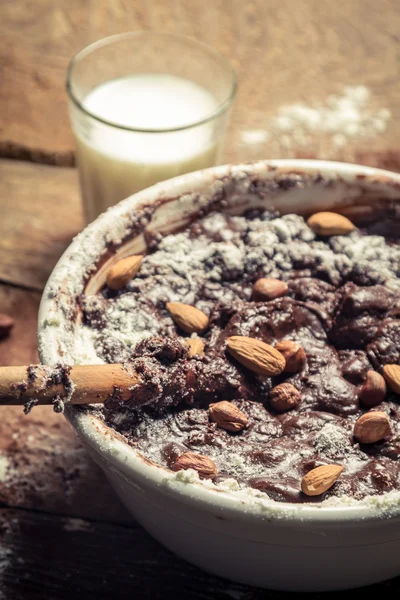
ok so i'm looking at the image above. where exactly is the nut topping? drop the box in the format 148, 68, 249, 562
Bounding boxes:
359, 370, 387, 407
353, 411, 391, 444
382, 364, 400, 395
172, 451, 217, 479
185, 337, 205, 356
226, 336, 285, 376
166, 302, 209, 334
269, 383, 301, 412
106, 255, 143, 290
301, 464, 344, 496
275, 340, 306, 373
209, 401, 248, 432
0, 314, 15, 339
252, 278, 288, 301
307, 211, 355, 236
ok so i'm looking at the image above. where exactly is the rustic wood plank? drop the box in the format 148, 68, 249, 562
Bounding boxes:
1, 507, 400, 599
0, 403, 135, 525
0, 160, 83, 291
0, 0, 91, 57
0, 36, 76, 160
2, 0, 400, 164
0, 284, 40, 367
0, 0, 92, 161
0, 508, 248, 600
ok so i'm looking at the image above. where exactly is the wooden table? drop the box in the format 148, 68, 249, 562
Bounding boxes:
1, 1, 400, 597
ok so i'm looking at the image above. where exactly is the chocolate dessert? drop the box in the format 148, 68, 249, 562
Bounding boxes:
78, 199, 400, 504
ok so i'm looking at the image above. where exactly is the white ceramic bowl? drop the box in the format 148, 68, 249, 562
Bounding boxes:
38, 159, 400, 592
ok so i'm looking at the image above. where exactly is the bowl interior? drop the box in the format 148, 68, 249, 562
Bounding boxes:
37, 158, 400, 521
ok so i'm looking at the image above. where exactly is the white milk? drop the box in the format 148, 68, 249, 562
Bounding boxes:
73, 74, 220, 222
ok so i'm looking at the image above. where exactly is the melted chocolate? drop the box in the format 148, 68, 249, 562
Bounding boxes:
82, 207, 400, 503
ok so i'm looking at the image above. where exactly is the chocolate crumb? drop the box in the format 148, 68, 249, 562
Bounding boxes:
23, 398, 39, 415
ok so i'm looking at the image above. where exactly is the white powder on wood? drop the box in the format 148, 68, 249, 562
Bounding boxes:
240, 86, 391, 158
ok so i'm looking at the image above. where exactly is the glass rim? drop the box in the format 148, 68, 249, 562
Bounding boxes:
65, 31, 237, 134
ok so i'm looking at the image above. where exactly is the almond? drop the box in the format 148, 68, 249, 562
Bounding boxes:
0, 314, 14, 339
301, 464, 343, 496
209, 401, 248, 432
166, 303, 209, 334
307, 211, 355, 236
275, 340, 306, 373
359, 370, 387, 407
382, 364, 400, 395
252, 278, 288, 301
353, 411, 391, 444
269, 383, 301, 412
106, 255, 143, 290
185, 337, 205, 356
172, 451, 217, 479
226, 336, 285, 376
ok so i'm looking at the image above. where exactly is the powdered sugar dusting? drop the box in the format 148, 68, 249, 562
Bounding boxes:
75, 209, 400, 364
314, 424, 351, 459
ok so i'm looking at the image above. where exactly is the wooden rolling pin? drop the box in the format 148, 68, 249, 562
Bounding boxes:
0, 364, 141, 406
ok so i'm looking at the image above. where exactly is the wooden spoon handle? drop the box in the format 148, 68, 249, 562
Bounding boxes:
0, 364, 140, 406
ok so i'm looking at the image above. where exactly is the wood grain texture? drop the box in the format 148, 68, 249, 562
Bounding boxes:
2, 508, 399, 599
0, 508, 256, 600
0, 403, 134, 525
0, 284, 40, 367
0, 160, 82, 291
1, 0, 400, 164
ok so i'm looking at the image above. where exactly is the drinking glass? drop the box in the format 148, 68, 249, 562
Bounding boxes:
66, 31, 237, 223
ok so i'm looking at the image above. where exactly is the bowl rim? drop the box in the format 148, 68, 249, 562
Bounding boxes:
38, 157, 400, 524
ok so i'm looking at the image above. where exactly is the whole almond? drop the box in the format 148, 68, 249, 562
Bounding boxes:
275, 340, 306, 373
172, 451, 217, 479
226, 336, 285, 376
252, 278, 288, 302
269, 383, 301, 412
167, 303, 209, 334
0, 314, 15, 339
353, 411, 391, 444
301, 464, 344, 496
359, 370, 387, 407
106, 255, 143, 290
382, 364, 400, 395
209, 401, 248, 432
307, 211, 355, 236
185, 337, 205, 356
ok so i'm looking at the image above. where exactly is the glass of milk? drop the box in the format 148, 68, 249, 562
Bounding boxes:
66, 31, 237, 223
